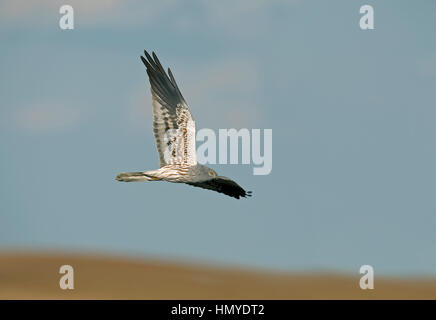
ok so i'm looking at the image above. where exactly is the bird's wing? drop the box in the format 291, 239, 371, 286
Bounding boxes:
187, 176, 252, 199
141, 51, 197, 167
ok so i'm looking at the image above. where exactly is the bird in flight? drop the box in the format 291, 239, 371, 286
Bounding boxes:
116, 51, 252, 199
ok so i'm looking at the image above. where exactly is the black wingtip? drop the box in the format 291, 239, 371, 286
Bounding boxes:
140, 55, 153, 72
238, 191, 252, 199
143, 50, 155, 68
144, 50, 152, 61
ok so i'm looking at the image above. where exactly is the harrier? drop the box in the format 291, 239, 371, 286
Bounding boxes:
116, 51, 251, 199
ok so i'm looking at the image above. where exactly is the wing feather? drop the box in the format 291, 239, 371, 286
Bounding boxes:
141, 51, 197, 167
187, 177, 252, 199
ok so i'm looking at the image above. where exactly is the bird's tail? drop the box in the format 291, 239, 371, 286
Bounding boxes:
115, 171, 160, 182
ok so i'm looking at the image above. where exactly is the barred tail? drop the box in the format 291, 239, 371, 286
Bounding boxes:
115, 171, 159, 182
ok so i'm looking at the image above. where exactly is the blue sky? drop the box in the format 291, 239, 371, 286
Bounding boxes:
1, 0, 436, 276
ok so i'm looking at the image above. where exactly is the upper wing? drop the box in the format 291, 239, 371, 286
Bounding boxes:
140, 50, 197, 167
187, 176, 252, 199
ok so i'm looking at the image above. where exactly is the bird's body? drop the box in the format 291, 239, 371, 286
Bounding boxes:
116, 51, 251, 199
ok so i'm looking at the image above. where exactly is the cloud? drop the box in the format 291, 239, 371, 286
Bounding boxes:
127, 85, 153, 133
0, 0, 120, 17
0, 0, 179, 28
0, 0, 298, 33
128, 57, 263, 130
0, 0, 118, 28
181, 58, 262, 128
201, 0, 300, 36
11, 102, 81, 132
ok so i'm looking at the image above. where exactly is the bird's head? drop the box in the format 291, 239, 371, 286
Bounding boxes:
208, 168, 218, 178
195, 164, 218, 180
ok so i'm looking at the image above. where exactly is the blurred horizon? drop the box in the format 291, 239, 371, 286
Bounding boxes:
1, 0, 436, 277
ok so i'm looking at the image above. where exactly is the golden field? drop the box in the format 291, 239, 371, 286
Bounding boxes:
0, 251, 435, 299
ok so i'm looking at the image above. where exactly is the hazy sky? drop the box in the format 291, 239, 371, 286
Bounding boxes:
1, 0, 435, 276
